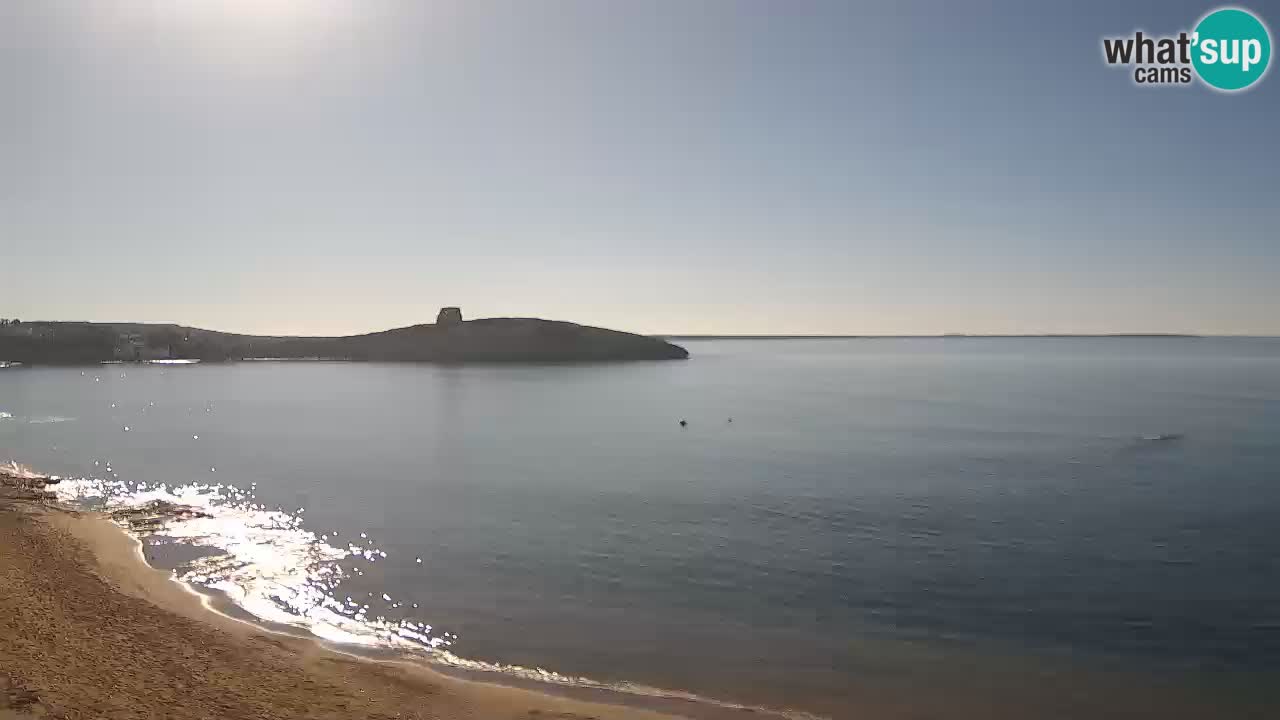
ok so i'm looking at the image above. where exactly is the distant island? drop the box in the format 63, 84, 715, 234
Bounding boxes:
0, 309, 689, 365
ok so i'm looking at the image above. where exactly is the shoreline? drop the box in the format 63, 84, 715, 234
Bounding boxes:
0, 468, 810, 720
129, 565, 813, 720
7, 461, 1278, 719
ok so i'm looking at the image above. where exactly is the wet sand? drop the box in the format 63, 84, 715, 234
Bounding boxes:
0, 480, 688, 720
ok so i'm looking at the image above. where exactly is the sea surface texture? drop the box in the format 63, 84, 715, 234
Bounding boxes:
3, 338, 1279, 718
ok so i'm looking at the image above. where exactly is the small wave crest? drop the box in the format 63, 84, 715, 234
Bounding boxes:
423, 651, 829, 720
2, 460, 58, 482
1137, 433, 1184, 443
0, 413, 76, 424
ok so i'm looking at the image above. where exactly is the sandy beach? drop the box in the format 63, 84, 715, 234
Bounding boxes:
0, 472, 694, 720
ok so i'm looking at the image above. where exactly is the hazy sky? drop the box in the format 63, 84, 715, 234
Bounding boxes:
3, 1, 1278, 335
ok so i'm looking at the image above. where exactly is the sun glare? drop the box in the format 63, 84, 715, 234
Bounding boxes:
160, 0, 352, 26
113, 0, 361, 70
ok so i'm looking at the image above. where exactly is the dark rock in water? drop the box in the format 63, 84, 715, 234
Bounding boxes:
111, 500, 212, 532
436, 307, 463, 325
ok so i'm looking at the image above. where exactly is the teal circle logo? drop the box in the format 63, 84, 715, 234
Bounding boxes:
1192, 7, 1272, 91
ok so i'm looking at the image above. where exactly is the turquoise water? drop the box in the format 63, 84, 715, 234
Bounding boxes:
3, 338, 1280, 717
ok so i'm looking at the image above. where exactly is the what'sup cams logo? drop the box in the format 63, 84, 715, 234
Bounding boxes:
1103, 6, 1271, 91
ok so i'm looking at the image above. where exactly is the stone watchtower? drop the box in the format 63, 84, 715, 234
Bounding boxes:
436, 307, 463, 325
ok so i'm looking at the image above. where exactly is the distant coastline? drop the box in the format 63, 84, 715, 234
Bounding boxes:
660, 333, 1208, 340
0, 309, 689, 365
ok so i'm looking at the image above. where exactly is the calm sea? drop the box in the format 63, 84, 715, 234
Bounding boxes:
3, 338, 1280, 718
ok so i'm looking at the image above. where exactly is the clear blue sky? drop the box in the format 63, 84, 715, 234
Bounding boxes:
3, 1, 1277, 335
